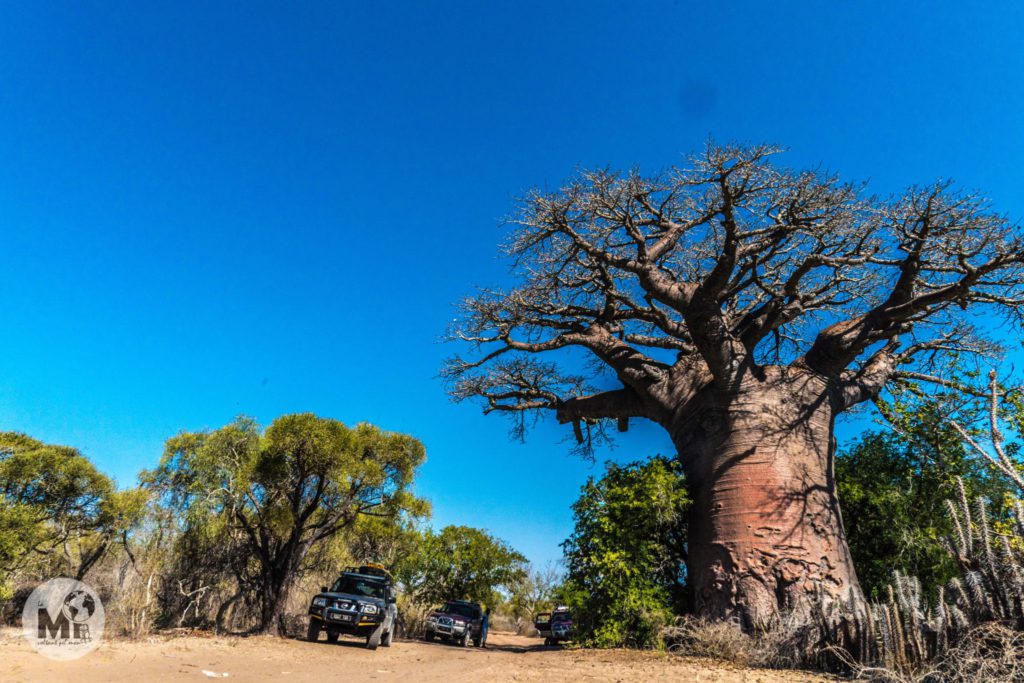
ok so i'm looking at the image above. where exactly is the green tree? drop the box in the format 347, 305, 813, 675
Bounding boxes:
837, 399, 1008, 600
507, 563, 561, 629
396, 525, 528, 608
560, 457, 690, 648
0, 432, 144, 592
338, 512, 426, 576
144, 414, 426, 635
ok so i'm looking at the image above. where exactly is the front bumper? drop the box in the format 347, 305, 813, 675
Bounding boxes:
551, 624, 572, 640
425, 618, 467, 637
309, 606, 384, 634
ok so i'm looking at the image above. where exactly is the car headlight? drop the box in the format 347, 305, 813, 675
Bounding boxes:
312, 597, 327, 607
427, 616, 437, 623
361, 604, 378, 614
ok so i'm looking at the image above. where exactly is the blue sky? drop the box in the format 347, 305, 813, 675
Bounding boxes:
1, 2, 1023, 568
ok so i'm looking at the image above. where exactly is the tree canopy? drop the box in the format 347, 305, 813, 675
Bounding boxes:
395, 525, 528, 608
0, 431, 146, 590
144, 414, 427, 633
445, 143, 1024, 446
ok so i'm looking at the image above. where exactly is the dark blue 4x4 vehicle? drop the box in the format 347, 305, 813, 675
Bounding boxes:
307, 565, 398, 650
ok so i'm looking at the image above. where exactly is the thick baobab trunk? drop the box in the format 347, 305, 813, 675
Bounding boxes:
672, 366, 863, 630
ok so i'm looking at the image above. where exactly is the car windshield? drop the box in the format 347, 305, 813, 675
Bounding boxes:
440, 602, 478, 619
330, 575, 385, 599
552, 610, 571, 621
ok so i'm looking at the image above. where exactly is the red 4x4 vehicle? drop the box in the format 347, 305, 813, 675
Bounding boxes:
423, 600, 485, 647
534, 607, 573, 646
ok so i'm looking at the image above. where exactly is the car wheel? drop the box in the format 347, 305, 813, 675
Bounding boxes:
382, 629, 393, 647
306, 619, 320, 642
544, 636, 553, 646
326, 631, 339, 643
367, 624, 383, 650
460, 629, 470, 647
424, 631, 434, 642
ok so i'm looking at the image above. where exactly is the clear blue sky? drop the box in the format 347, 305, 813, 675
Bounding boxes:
2, 2, 1023, 568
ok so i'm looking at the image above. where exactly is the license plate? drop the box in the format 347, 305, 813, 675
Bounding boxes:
330, 613, 352, 622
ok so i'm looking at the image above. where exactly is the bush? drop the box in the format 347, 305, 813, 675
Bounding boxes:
560, 457, 689, 649
836, 400, 1009, 600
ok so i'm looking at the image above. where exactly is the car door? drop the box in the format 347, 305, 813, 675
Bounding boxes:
383, 589, 395, 631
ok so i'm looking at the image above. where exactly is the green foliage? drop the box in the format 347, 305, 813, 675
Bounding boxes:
505, 563, 561, 625
343, 512, 426, 569
0, 502, 40, 599
396, 525, 528, 608
560, 456, 690, 648
143, 414, 427, 631
849, 480, 1024, 678
0, 431, 143, 590
146, 414, 426, 548
837, 400, 1008, 600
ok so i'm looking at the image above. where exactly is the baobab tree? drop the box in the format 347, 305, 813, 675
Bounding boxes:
444, 144, 1024, 629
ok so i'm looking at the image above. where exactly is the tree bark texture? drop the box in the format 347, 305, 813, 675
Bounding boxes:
258, 566, 296, 636
672, 366, 862, 628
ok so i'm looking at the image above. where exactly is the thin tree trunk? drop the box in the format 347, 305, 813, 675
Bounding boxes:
672, 367, 864, 630
259, 576, 290, 636
258, 559, 302, 636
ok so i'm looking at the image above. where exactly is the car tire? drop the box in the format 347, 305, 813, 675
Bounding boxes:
424, 631, 434, 642
367, 624, 383, 650
460, 629, 470, 647
306, 619, 320, 642
473, 637, 481, 647
544, 637, 553, 646
326, 631, 339, 643
382, 629, 393, 647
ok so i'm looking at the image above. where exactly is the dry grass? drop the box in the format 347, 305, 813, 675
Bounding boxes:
663, 616, 790, 668
845, 622, 1024, 683
931, 622, 1024, 683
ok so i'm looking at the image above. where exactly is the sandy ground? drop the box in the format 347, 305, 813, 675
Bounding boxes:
1, 628, 835, 683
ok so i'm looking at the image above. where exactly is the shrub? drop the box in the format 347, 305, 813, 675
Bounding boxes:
560, 457, 689, 648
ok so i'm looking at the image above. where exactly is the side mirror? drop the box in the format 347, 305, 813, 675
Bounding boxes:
320, 586, 328, 593
387, 596, 397, 604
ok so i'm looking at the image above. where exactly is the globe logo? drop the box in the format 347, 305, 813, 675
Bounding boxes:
22, 577, 105, 661
62, 589, 97, 624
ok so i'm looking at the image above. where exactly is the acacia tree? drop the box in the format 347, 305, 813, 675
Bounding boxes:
445, 144, 1024, 629
145, 414, 426, 635
0, 432, 146, 587
395, 525, 527, 608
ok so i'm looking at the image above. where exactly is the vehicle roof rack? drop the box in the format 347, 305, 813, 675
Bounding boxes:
343, 564, 393, 581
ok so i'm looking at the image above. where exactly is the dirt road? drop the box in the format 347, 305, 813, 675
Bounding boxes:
1, 629, 833, 682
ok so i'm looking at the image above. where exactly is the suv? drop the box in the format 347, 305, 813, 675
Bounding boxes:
423, 599, 485, 647
306, 565, 398, 650
534, 607, 573, 646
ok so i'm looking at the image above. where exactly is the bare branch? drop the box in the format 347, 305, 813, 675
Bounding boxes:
951, 370, 1024, 492
447, 143, 1024, 444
